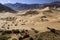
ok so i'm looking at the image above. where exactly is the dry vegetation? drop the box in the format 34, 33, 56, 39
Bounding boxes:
0, 16, 17, 21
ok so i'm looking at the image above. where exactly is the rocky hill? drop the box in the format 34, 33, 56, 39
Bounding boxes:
0, 3, 17, 13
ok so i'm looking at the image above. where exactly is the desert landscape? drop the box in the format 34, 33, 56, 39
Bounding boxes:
0, 1, 60, 40
0, 7, 60, 40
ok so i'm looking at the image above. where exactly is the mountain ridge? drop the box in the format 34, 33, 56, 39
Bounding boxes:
0, 3, 17, 13
4, 1, 60, 11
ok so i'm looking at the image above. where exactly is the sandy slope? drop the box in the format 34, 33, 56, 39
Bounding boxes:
0, 8, 60, 33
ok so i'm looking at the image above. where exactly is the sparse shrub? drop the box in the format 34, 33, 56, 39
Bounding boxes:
22, 10, 39, 16
26, 11, 39, 15
12, 21, 15, 23
37, 36, 42, 40
20, 30, 25, 33
41, 19, 44, 21
34, 30, 39, 33
21, 23, 25, 25
8, 24, 10, 26
47, 27, 56, 33
19, 37, 23, 40
31, 28, 39, 33
15, 24, 18, 26
12, 38, 17, 40
41, 19, 48, 22
31, 28, 35, 30
29, 37, 34, 40
5, 30, 12, 34
19, 20, 21, 22
25, 30, 29, 33
41, 16, 47, 18
2, 17, 17, 21
1, 26, 5, 28
23, 34, 30, 39
2, 30, 12, 35
12, 29, 20, 34
0, 35, 9, 40
7, 27, 10, 29
45, 19, 48, 21
0, 30, 4, 33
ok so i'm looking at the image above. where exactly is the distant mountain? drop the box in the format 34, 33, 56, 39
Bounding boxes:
4, 3, 45, 11
44, 1, 60, 8
0, 3, 17, 13
4, 1, 60, 11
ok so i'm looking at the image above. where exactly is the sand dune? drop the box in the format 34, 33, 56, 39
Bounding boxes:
0, 7, 60, 40
0, 8, 59, 31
